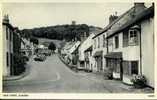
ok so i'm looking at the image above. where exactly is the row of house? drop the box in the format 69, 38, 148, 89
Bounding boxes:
61, 40, 81, 65
3, 15, 35, 77
61, 3, 154, 88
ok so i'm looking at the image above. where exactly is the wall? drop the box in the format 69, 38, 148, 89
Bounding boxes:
79, 34, 94, 61
107, 31, 141, 75
92, 33, 107, 72
141, 17, 154, 87
3, 25, 8, 76
3, 25, 13, 76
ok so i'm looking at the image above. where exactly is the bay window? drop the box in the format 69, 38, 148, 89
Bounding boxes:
128, 29, 138, 45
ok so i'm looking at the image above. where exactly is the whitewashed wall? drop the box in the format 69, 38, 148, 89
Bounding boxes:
141, 17, 154, 87
3, 25, 8, 76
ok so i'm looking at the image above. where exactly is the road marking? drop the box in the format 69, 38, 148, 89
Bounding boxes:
4, 71, 61, 86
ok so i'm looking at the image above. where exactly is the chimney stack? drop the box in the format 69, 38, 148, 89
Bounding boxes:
134, 3, 146, 14
134, 3, 145, 7
109, 12, 118, 24
3, 14, 9, 24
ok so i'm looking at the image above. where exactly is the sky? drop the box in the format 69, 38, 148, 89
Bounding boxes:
2, 3, 135, 29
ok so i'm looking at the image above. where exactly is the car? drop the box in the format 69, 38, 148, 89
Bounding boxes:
34, 54, 46, 61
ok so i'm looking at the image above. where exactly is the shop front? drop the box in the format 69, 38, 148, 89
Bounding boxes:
104, 52, 123, 80
93, 51, 103, 72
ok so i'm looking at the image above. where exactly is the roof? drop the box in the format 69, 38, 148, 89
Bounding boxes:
93, 3, 148, 39
93, 51, 103, 57
107, 5, 154, 39
84, 46, 92, 52
3, 22, 15, 30
104, 52, 122, 59
92, 6, 135, 39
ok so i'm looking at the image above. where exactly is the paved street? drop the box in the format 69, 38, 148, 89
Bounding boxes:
3, 54, 112, 93
3, 54, 154, 93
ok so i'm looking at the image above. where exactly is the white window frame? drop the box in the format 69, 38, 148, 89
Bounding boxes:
128, 29, 138, 45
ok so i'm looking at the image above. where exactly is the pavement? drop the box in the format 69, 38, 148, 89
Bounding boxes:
3, 61, 31, 81
3, 54, 154, 93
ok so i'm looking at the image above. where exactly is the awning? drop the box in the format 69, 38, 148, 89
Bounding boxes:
84, 46, 92, 52
93, 51, 103, 57
104, 52, 122, 59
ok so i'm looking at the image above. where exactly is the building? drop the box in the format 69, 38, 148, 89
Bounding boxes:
61, 41, 80, 65
21, 37, 34, 57
78, 33, 95, 71
93, 3, 154, 88
84, 35, 95, 72
3, 15, 14, 76
92, 29, 107, 72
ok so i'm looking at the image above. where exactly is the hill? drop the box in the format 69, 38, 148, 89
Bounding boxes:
21, 24, 102, 41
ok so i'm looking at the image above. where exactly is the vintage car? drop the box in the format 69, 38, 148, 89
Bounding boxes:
34, 54, 46, 61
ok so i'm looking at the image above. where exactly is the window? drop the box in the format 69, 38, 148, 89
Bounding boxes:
98, 37, 100, 48
6, 52, 9, 67
113, 59, 120, 73
10, 53, 13, 68
123, 30, 129, 47
131, 61, 138, 74
123, 60, 138, 75
94, 39, 96, 49
129, 30, 138, 45
6, 27, 8, 40
10, 31, 12, 41
115, 36, 119, 48
108, 38, 113, 46
103, 35, 106, 47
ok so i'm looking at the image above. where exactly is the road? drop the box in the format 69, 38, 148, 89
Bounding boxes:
3, 54, 110, 93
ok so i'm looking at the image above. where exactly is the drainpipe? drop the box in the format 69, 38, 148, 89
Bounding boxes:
106, 39, 109, 53
139, 26, 142, 75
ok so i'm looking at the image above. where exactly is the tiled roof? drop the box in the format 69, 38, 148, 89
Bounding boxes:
107, 5, 154, 38
93, 3, 148, 39
92, 6, 135, 39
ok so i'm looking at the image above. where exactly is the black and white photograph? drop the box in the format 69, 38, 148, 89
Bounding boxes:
1, 0, 156, 99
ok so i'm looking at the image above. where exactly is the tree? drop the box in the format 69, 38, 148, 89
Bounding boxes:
48, 42, 56, 52
30, 37, 39, 45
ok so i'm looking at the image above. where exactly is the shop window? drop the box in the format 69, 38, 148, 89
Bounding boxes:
129, 30, 138, 45
123, 61, 138, 75
131, 61, 138, 74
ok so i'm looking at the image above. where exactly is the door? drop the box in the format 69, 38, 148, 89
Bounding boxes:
120, 59, 123, 80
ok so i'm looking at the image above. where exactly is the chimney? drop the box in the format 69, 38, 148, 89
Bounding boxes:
3, 14, 9, 24
134, 3, 145, 7
109, 12, 118, 24
134, 3, 146, 13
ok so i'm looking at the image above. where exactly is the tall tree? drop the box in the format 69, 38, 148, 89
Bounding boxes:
48, 42, 56, 52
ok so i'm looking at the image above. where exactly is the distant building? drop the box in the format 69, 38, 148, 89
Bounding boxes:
72, 20, 76, 25
3, 15, 14, 76
78, 28, 103, 71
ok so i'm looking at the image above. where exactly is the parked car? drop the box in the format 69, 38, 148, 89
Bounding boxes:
34, 54, 46, 61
